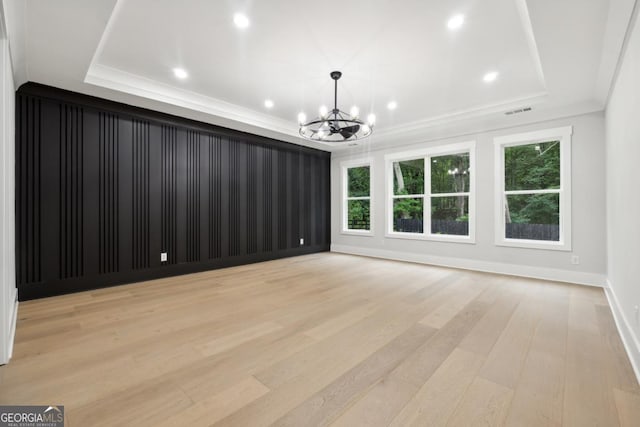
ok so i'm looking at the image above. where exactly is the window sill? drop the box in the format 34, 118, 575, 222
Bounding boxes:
385, 232, 475, 244
495, 238, 571, 251
341, 230, 374, 237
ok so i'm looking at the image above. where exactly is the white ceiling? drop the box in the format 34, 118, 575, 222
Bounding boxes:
3, 0, 637, 151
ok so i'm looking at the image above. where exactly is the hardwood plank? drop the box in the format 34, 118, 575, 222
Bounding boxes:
478, 281, 543, 389
418, 276, 486, 329
328, 290, 496, 426
614, 388, 640, 427
563, 288, 620, 427
156, 377, 269, 427
387, 348, 484, 427
272, 324, 436, 427
595, 304, 640, 393
458, 284, 523, 356
196, 321, 283, 356
390, 288, 496, 388
446, 376, 514, 427
504, 283, 569, 426
329, 377, 419, 427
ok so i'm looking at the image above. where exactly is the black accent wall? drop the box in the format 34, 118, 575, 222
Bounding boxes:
16, 83, 331, 300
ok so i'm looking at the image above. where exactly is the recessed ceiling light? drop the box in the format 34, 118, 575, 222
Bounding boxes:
264, 99, 274, 109
483, 71, 499, 83
233, 13, 250, 29
447, 14, 465, 30
387, 101, 398, 110
173, 68, 188, 79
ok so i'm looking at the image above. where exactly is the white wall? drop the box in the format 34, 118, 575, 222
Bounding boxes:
0, 1, 17, 365
331, 111, 607, 286
605, 7, 640, 376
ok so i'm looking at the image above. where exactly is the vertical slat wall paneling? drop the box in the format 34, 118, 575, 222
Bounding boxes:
16, 83, 330, 300
185, 130, 200, 263
175, 129, 187, 264
99, 112, 119, 274
198, 133, 209, 262
246, 143, 258, 255
132, 120, 150, 270
118, 118, 133, 273
324, 157, 331, 243
290, 151, 300, 248
208, 135, 222, 259
254, 145, 264, 254
277, 150, 288, 251
309, 153, 318, 246
261, 146, 273, 253
161, 125, 178, 265
39, 100, 60, 283
16, 95, 42, 285
229, 140, 247, 257
303, 153, 312, 247
59, 104, 83, 279
148, 123, 163, 269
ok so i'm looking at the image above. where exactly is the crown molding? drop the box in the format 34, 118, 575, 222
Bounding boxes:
85, 63, 301, 139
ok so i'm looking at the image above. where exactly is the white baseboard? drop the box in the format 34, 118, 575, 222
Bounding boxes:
604, 280, 640, 385
330, 244, 606, 287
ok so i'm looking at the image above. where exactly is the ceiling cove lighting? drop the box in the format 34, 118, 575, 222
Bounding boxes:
483, 71, 499, 83
298, 71, 375, 143
264, 99, 274, 109
233, 13, 250, 29
172, 68, 188, 79
447, 14, 465, 30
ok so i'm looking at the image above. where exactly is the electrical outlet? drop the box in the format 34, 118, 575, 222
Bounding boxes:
571, 255, 579, 265
300, 238, 304, 246
161, 252, 167, 262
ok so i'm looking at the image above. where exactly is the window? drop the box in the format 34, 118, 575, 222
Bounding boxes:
386, 141, 475, 242
494, 126, 572, 250
342, 159, 373, 235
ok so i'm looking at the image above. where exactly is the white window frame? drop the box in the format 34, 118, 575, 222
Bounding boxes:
341, 158, 374, 236
384, 141, 476, 243
494, 126, 572, 251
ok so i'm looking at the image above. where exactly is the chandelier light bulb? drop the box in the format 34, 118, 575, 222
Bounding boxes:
350, 106, 359, 119
362, 124, 371, 134
297, 112, 307, 125
367, 113, 376, 126
319, 105, 328, 118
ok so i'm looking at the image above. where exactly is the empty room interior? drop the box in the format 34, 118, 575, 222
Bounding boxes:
1, 0, 640, 425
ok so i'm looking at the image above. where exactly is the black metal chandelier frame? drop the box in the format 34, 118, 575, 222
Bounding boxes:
299, 71, 374, 143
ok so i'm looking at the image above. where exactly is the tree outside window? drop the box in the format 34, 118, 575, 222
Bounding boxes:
344, 164, 371, 232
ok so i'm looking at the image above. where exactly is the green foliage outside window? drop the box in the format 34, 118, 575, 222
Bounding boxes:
504, 141, 560, 225
347, 166, 370, 229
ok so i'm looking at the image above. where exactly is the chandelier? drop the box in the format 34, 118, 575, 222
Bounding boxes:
298, 71, 375, 143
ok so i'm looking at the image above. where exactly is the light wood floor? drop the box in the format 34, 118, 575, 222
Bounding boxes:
1, 253, 639, 426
